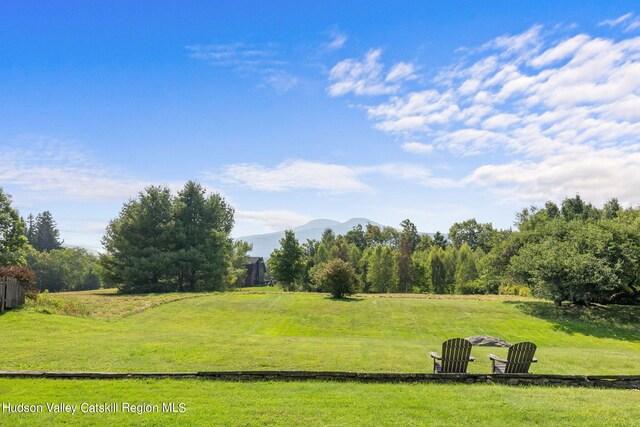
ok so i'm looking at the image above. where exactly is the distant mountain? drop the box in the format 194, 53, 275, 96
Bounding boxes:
240, 218, 386, 257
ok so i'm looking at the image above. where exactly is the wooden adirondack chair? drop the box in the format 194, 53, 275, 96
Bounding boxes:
488, 341, 538, 374
429, 338, 475, 373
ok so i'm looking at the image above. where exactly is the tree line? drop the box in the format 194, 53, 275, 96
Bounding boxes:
0, 183, 250, 293
2, 183, 640, 304
268, 196, 640, 305
0, 187, 102, 291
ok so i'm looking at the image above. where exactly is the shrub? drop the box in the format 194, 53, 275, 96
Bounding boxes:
499, 282, 532, 297
313, 258, 356, 299
0, 265, 36, 284
455, 279, 486, 295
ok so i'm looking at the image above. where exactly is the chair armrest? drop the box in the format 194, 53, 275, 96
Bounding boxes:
532, 357, 538, 363
488, 354, 508, 363
469, 355, 475, 362
429, 352, 441, 360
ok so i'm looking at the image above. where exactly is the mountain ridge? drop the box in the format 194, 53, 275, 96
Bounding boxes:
240, 218, 386, 257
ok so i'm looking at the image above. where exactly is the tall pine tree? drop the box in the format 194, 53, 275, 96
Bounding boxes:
31, 211, 63, 252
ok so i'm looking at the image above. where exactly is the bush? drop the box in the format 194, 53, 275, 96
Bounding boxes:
313, 258, 356, 299
499, 282, 532, 297
455, 279, 486, 295
0, 265, 36, 284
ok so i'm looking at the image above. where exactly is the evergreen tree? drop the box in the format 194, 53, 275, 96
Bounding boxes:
25, 214, 36, 246
101, 185, 176, 293
173, 181, 235, 291
433, 231, 448, 249
32, 211, 63, 252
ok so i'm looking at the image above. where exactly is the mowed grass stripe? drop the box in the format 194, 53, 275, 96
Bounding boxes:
1, 291, 638, 374
0, 379, 638, 426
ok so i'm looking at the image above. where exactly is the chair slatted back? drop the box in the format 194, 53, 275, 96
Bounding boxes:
505, 342, 537, 373
440, 338, 473, 373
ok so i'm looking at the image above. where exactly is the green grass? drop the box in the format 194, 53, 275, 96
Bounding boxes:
24, 288, 209, 320
2, 290, 638, 425
2, 289, 639, 374
1, 379, 638, 426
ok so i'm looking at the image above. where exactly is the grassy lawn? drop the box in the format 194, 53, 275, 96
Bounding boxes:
1, 289, 638, 374
0, 379, 638, 426
24, 288, 209, 320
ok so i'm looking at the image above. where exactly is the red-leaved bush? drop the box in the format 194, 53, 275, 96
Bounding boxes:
0, 265, 37, 285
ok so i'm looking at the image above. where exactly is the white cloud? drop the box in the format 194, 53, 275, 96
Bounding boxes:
339, 23, 640, 205
186, 43, 281, 66
236, 209, 312, 231
385, 62, 417, 82
626, 17, 640, 32
219, 160, 371, 193
402, 142, 434, 154
327, 49, 416, 96
325, 30, 348, 50
599, 13, 633, 28
187, 42, 298, 92
482, 24, 543, 59
0, 138, 148, 202
465, 145, 640, 205
529, 34, 590, 67
217, 159, 455, 193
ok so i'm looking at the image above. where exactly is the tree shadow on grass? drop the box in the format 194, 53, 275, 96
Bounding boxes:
506, 301, 640, 343
325, 296, 365, 302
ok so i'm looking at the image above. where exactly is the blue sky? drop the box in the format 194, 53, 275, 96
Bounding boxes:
2, 1, 640, 252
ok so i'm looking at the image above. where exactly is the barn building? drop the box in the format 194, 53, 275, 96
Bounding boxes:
243, 257, 267, 287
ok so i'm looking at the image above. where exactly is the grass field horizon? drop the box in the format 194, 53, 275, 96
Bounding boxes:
2, 288, 638, 375
2, 288, 639, 426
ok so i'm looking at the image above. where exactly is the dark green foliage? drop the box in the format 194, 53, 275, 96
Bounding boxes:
365, 245, 398, 293
561, 194, 599, 221
313, 258, 356, 298
26, 247, 102, 292
448, 219, 496, 252
230, 240, 253, 288
173, 181, 235, 291
263, 197, 640, 305
483, 196, 640, 305
0, 187, 29, 266
432, 231, 448, 249
454, 243, 478, 292
320, 228, 335, 247
269, 230, 304, 291
345, 224, 367, 250
399, 219, 419, 252
427, 246, 447, 294
396, 243, 413, 293
25, 214, 36, 246
100, 182, 236, 293
364, 224, 384, 246
602, 198, 621, 219
28, 211, 63, 252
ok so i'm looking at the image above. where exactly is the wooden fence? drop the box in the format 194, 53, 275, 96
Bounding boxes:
0, 276, 26, 313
